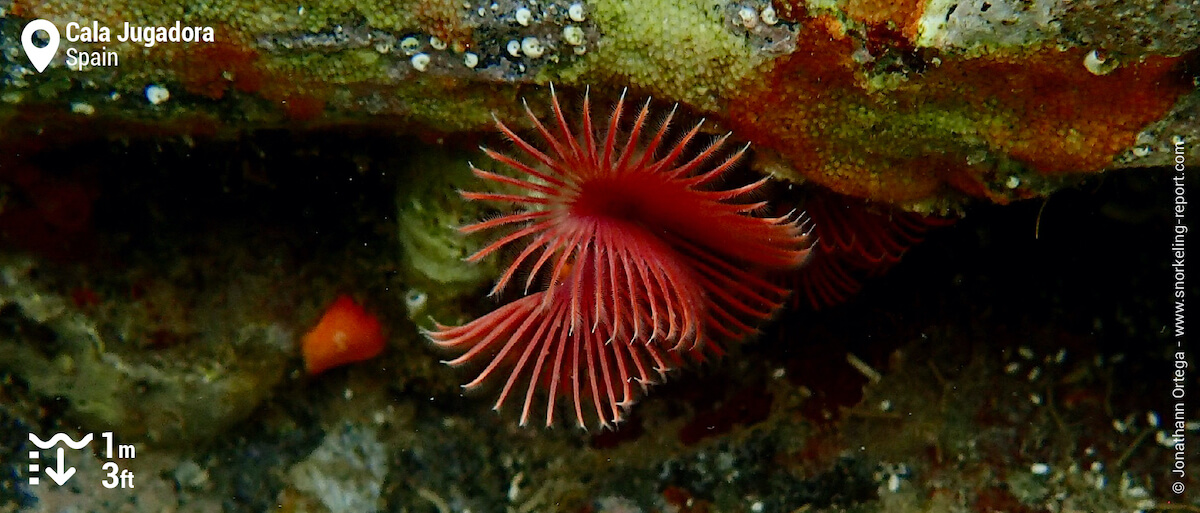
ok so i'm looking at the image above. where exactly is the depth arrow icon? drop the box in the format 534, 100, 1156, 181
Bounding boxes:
43, 448, 76, 485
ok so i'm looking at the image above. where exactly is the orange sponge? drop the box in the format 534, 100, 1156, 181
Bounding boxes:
302, 295, 385, 375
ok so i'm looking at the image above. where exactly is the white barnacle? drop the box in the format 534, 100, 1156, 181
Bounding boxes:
405, 289, 428, 315
463, 52, 479, 68
568, 2, 586, 22
145, 84, 170, 105
507, 39, 522, 57
411, 52, 431, 71
400, 36, 421, 55
515, 7, 533, 26
1083, 49, 1118, 76
1031, 463, 1050, 475
738, 6, 758, 28
71, 102, 96, 115
1127, 485, 1150, 499
430, 36, 447, 50
521, 36, 544, 58
562, 25, 585, 46
761, 5, 778, 25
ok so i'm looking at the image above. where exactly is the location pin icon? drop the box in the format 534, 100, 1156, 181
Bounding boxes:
22, 20, 60, 73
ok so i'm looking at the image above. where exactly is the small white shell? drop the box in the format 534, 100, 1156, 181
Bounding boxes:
404, 289, 428, 314
145, 84, 170, 105
738, 6, 758, 28
761, 6, 778, 25
429, 36, 447, 50
887, 474, 901, 492
399, 36, 421, 55
562, 26, 584, 46
521, 36, 544, 58
515, 7, 532, 26
411, 53, 431, 71
568, 2, 586, 22
1083, 49, 1118, 75
71, 102, 96, 115
507, 39, 522, 56
463, 52, 479, 68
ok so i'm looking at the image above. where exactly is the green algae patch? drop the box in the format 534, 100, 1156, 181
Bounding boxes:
563, 0, 772, 111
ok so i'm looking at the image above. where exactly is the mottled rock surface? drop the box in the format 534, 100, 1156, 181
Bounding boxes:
0, 0, 1196, 209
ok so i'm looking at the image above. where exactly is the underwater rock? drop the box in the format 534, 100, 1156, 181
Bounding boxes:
284, 423, 389, 513
0, 254, 293, 447
0, 0, 1194, 209
0, 66, 1190, 512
